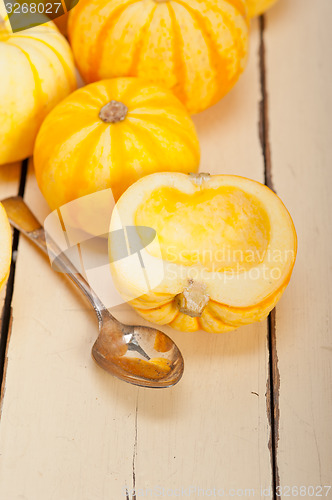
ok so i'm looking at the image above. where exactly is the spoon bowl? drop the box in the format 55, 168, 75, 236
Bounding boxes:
2, 196, 184, 388
92, 310, 184, 388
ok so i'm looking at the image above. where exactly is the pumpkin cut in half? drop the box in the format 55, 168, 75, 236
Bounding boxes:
109, 173, 297, 333
0, 203, 12, 292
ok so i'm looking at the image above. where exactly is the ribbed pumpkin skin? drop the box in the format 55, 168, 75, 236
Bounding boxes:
34, 78, 200, 210
0, 13, 77, 165
68, 0, 249, 114
246, 0, 278, 17
131, 276, 289, 333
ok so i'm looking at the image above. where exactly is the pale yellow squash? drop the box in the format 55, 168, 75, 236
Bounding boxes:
0, 7, 76, 165
109, 173, 297, 333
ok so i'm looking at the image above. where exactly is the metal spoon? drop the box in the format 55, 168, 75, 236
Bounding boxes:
2, 196, 184, 388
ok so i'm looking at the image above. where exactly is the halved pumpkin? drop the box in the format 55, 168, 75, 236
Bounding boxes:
109, 173, 297, 333
0, 203, 12, 292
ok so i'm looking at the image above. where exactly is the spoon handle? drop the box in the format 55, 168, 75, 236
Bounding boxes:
2, 196, 109, 324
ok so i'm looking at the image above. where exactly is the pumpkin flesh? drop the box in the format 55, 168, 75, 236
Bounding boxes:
135, 185, 270, 272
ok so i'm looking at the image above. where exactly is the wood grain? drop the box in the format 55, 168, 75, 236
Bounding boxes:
265, 0, 332, 492
0, 20, 274, 499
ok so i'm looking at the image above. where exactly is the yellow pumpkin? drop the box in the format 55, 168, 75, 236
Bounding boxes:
246, 0, 278, 17
34, 78, 200, 210
0, 203, 12, 292
109, 173, 297, 333
68, 0, 249, 114
0, 9, 77, 165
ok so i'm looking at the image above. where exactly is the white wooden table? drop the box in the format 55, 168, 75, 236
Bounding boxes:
0, 1, 331, 498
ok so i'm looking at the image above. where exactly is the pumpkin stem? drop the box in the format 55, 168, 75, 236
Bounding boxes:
176, 279, 209, 317
189, 172, 211, 185
99, 100, 128, 124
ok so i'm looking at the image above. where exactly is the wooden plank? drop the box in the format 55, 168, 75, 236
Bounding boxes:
264, 0, 332, 493
0, 164, 137, 500
0, 20, 273, 498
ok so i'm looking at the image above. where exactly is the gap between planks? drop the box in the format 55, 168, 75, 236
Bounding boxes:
259, 14, 281, 496
0, 159, 28, 409
124, 390, 139, 500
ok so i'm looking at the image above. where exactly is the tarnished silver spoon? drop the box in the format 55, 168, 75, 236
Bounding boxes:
2, 196, 184, 388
